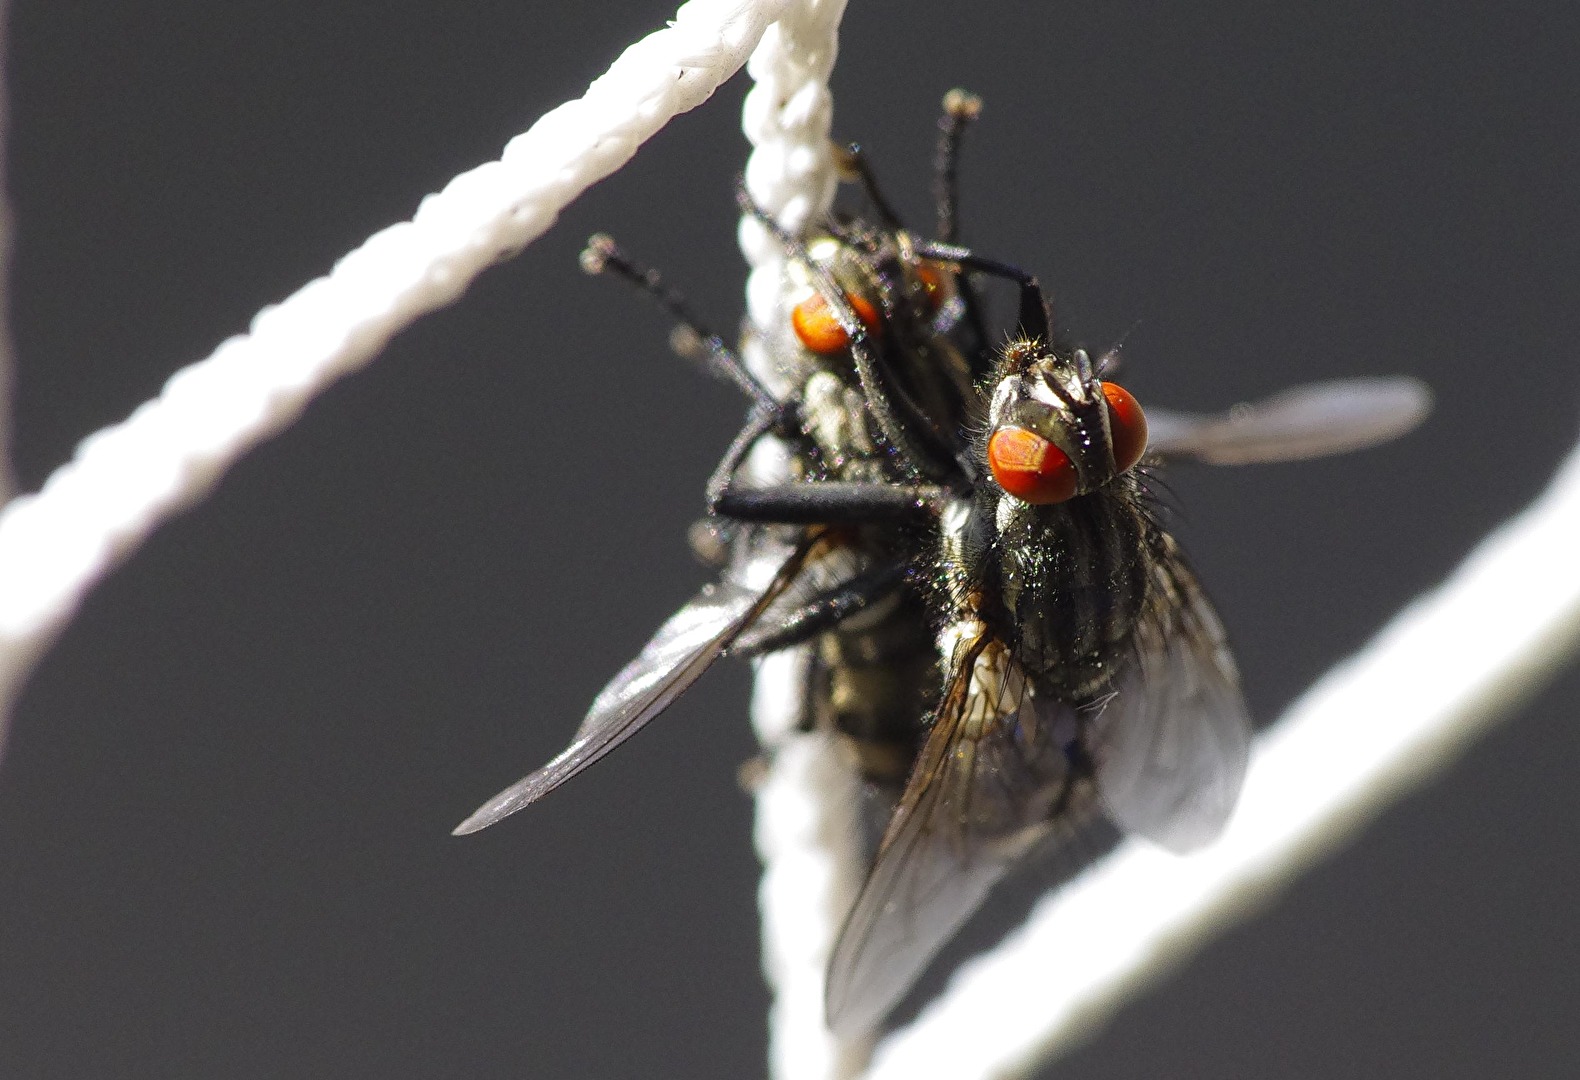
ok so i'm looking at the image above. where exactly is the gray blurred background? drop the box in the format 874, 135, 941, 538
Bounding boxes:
3, 2, 1578, 1077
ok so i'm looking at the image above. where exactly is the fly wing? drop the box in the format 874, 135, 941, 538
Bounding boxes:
1145, 376, 1430, 465
1089, 537, 1251, 851
825, 634, 1090, 1035
452, 532, 819, 836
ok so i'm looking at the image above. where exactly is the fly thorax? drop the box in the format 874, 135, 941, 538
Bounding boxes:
995, 484, 1153, 697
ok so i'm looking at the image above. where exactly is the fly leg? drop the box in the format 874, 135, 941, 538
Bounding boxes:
702, 390, 948, 525
929, 88, 993, 375
580, 233, 804, 435
695, 404, 942, 525
737, 184, 970, 489
833, 143, 906, 230
712, 478, 947, 525
932, 88, 982, 244
910, 240, 1052, 346
730, 560, 908, 656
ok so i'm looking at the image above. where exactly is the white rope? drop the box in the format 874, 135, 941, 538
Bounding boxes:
736, 5, 871, 1080
0, 0, 791, 731
867, 433, 1580, 1079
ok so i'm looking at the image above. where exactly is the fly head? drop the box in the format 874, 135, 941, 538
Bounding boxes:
983, 342, 1149, 507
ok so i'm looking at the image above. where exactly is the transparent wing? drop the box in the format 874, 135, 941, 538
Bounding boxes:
452, 532, 820, 836
1089, 538, 1251, 851
1145, 375, 1431, 465
825, 635, 1089, 1035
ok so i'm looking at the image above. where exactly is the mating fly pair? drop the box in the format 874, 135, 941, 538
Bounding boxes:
454, 92, 1432, 1033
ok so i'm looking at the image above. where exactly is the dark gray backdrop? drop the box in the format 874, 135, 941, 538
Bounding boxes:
3, 2, 1578, 1077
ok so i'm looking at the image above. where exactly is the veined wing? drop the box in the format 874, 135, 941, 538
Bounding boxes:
1145, 375, 1430, 465
1089, 535, 1251, 851
452, 531, 822, 836
825, 631, 1090, 1035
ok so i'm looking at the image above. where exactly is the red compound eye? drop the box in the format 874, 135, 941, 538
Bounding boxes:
987, 426, 1078, 505
791, 290, 882, 354
1101, 382, 1148, 472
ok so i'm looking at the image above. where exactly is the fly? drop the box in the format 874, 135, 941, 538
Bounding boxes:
452, 91, 1432, 1036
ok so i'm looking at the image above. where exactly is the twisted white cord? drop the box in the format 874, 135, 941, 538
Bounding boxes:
867, 434, 1580, 1079
736, 4, 870, 1080
0, 0, 791, 729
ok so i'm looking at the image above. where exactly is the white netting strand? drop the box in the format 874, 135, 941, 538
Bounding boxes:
0, 0, 792, 725
737, 3, 871, 1080
739, 0, 844, 331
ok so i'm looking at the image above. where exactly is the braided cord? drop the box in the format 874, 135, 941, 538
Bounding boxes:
738, 5, 873, 1079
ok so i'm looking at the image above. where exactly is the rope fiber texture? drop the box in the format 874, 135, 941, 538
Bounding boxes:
734, 4, 873, 1079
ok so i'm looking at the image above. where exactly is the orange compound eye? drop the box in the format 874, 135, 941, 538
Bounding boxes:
791, 290, 882, 354
987, 426, 1078, 505
1101, 382, 1148, 473
914, 262, 948, 313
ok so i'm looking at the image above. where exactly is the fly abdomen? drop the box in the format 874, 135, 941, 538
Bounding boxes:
815, 589, 938, 788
